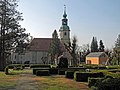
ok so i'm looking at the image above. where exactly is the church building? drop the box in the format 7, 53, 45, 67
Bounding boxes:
11, 6, 71, 64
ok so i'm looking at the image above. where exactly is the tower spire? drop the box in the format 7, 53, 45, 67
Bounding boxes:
63, 5, 67, 18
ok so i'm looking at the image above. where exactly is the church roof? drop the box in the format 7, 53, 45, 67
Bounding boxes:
29, 38, 66, 52
29, 38, 52, 51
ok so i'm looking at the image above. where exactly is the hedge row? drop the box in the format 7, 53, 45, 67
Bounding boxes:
74, 72, 104, 82
7, 64, 24, 70
33, 68, 50, 75
89, 78, 120, 90
65, 71, 75, 79
36, 70, 50, 76
88, 77, 104, 87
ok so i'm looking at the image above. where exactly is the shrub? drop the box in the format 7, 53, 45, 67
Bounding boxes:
104, 72, 120, 78
36, 70, 50, 76
74, 72, 104, 82
106, 65, 120, 69
49, 68, 58, 74
33, 68, 50, 75
88, 77, 104, 87
96, 78, 120, 90
30, 64, 51, 68
58, 70, 65, 75
4, 66, 9, 75
65, 71, 74, 79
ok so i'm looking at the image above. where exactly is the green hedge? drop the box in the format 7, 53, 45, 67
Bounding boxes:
96, 78, 120, 90
74, 72, 104, 82
106, 65, 120, 69
7, 64, 24, 70
88, 77, 104, 88
58, 70, 66, 75
30, 64, 51, 68
36, 70, 50, 76
65, 71, 74, 79
49, 68, 58, 74
4, 66, 9, 75
33, 68, 50, 75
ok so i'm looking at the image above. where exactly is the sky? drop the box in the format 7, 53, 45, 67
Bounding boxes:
17, 0, 120, 49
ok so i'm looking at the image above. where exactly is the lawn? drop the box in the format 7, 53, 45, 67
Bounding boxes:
0, 71, 18, 89
0, 69, 89, 90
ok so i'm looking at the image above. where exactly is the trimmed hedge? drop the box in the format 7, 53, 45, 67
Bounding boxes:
30, 64, 51, 68
65, 71, 74, 79
74, 72, 104, 82
96, 78, 120, 90
7, 64, 24, 70
4, 66, 9, 75
88, 77, 104, 87
36, 70, 50, 76
104, 71, 120, 78
33, 68, 50, 75
106, 65, 120, 69
58, 70, 65, 75
49, 68, 58, 74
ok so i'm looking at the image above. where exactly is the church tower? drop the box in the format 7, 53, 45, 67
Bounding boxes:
59, 5, 70, 44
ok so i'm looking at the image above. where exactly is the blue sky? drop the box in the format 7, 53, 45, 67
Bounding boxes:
18, 0, 120, 49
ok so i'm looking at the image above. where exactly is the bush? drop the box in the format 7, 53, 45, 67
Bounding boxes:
4, 66, 9, 75
106, 65, 120, 69
49, 68, 58, 74
7, 64, 24, 70
96, 78, 120, 90
30, 64, 51, 68
33, 68, 50, 75
104, 72, 120, 78
58, 70, 65, 75
88, 77, 104, 87
74, 72, 104, 82
36, 70, 50, 76
65, 71, 74, 79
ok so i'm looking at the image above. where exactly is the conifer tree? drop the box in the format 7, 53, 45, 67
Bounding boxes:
99, 40, 105, 52
91, 37, 98, 52
0, 0, 30, 70
48, 30, 62, 64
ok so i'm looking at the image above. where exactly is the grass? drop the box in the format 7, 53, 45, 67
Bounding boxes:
34, 75, 89, 90
0, 71, 18, 89
0, 69, 89, 90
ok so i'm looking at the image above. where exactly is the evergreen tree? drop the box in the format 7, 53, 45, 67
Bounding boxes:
99, 40, 105, 52
91, 37, 98, 52
113, 34, 120, 65
0, 0, 30, 70
115, 34, 120, 48
48, 30, 62, 64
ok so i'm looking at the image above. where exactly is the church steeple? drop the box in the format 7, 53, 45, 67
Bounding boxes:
63, 5, 67, 19
62, 5, 68, 26
59, 5, 70, 44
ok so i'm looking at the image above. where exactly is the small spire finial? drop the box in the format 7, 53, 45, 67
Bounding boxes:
63, 5, 67, 18
64, 5, 66, 12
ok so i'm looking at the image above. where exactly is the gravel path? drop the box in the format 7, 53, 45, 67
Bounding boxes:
14, 73, 39, 90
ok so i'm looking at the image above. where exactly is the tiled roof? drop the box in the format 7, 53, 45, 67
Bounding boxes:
86, 52, 105, 57
29, 38, 66, 52
29, 38, 52, 51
